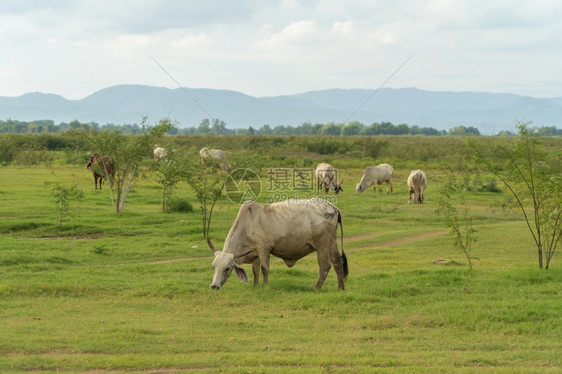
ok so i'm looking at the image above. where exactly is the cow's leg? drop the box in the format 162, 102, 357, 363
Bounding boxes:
386, 179, 393, 194
259, 253, 270, 284
314, 243, 332, 289
329, 243, 346, 291
252, 258, 260, 286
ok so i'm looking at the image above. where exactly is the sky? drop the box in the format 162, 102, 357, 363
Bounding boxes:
2, 0, 562, 100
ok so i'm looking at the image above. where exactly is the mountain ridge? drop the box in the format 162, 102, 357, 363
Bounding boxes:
1, 84, 561, 132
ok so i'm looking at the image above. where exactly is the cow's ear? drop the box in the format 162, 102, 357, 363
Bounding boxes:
234, 265, 249, 283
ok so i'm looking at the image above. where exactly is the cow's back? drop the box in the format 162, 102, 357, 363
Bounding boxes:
408, 170, 426, 188
228, 200, 338, 253
316, 163, 337, 186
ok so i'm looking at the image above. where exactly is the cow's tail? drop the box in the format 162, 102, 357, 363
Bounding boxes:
337, 209, 349, 279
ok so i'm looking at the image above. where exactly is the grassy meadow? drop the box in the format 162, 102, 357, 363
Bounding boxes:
0, 136, 561, 373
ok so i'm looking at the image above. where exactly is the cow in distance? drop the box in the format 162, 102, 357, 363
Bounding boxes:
199, 147, 231, 173
315, 163, 343, 194
355, 163, 394, 193
86, 154, 115, 190
153, 146, 167, 161
407, 169, 427, 204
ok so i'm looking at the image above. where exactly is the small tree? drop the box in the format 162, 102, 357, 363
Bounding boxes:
469, 122, 561, 269
151, 155, 189, 212
49, 182, 84, 229
89, 117, 173, 212
436, 175, 477, 273
184, 148, 265, 239
184, 152, 228, 238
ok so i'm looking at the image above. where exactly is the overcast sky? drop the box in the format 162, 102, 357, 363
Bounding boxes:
2, 0, 562, 100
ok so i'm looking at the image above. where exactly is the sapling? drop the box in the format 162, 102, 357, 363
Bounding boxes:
436, 175, 477, 273
49, 182, 84, 230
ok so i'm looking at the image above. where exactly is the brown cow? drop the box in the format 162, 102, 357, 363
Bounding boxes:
86, 154, 115, 189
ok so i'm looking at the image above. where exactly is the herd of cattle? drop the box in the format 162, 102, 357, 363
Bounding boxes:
86, 146, 428, 291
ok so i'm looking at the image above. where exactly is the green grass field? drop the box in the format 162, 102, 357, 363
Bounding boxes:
0, 154, 561, 373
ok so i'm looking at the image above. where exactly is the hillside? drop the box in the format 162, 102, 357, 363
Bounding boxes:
1, 85, 562, 132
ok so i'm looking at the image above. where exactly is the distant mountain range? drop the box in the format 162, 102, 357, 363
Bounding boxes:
2, 85, 562, 133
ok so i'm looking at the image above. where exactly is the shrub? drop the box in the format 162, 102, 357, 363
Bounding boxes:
166, 198, 194, 213
12, 147, 54, 166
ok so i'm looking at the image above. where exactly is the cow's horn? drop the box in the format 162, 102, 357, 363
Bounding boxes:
234, 249, 252, 259
207, 236, 218, 253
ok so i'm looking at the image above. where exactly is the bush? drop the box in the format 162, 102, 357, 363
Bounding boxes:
166, 198, 194, 213
12, 147, 54, 166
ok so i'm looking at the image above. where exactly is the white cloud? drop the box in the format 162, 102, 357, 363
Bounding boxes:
258, 20, 319, 47
171, 32, 211, 48
2, 0, 562, 99
103, 34, 154, 49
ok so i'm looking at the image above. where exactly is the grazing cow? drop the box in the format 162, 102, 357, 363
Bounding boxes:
355, 163, 394, 193
407, 169, 427, 204
208, 198, 348, 290
153, 146, 167, 161
315, 163, 343, 194
86, 154, 115, 190
199, 147, 231, 173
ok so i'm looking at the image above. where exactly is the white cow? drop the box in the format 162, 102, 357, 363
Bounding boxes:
315, 163, 343, 194
355, 163, 394, 193
407, 169, 427, 204
208, 198, 348, 290
153, 146, 167, 161
199, 147, 231, 173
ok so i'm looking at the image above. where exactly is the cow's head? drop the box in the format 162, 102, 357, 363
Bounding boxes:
335, 181, 344, 194
355, 183, 365, 193
87, 154, 100, 170
207, 237, 251, 290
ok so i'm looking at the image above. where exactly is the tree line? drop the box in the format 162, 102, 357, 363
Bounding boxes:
2, 118, 561, 137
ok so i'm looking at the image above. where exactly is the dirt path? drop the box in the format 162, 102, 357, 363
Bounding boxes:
144, 256, 210, 265
346, 230, 401, 243
140, 230, 448, 265
346, 229, 449, 250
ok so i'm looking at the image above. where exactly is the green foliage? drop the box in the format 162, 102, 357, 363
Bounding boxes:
12, 146, 54, 166
469, 122, 562, 269
47, 182, 84, 229
460, 172, 502, 193
88, 117, 173, 212
92, 244, 110, 256
303, 136, 344, 154
357, 137, 390, 158
165, 197, 194, 213
183, 147, 266, 239
448, 125, 481, 136
436, 175, 478, 272
150, 155, 189, 212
